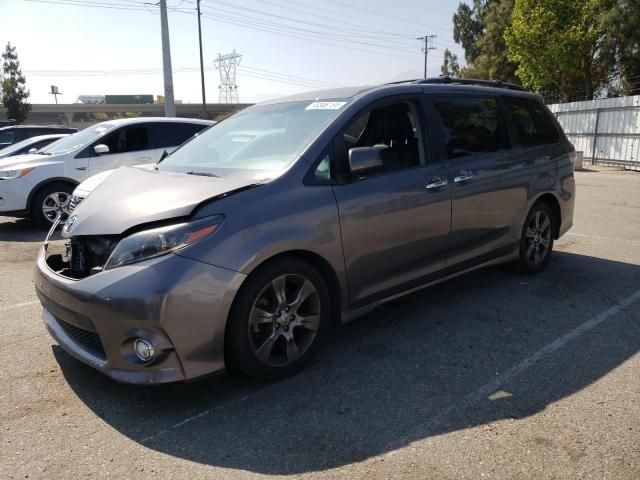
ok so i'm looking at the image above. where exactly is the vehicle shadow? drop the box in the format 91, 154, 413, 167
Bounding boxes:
55, 251, 640, 475
0, 218, 50, 243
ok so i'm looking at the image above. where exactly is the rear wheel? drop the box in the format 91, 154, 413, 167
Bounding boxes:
226, 258, 330, 380
517, 202, 555, 273
31, 183, 74, 227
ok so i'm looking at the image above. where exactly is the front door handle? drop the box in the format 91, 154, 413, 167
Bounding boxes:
425, 177, 448, 190
75, 166, 87, 171
453, 172, 474, 183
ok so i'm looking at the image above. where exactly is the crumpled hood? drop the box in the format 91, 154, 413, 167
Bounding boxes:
73, 163, 156, 197
66, 166, 259, 236
0, 153, 63, 171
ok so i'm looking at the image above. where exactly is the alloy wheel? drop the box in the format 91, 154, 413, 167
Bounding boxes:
248, 274, 321, 367
524, 210, 552, 266
42, 192, 71, 223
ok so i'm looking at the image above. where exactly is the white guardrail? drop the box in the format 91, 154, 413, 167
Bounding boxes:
548, 95, 640, 171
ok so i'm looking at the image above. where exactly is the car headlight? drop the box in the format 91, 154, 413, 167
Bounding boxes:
104, 215, 224, 270
0, 168, 33, 180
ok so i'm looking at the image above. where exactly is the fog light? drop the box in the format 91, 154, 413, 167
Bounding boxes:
134, 338, 156, 362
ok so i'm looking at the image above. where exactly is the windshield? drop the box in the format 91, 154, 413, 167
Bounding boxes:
40, 123, 115, 155
158, 99, 349, 178
0, 136, 48, 156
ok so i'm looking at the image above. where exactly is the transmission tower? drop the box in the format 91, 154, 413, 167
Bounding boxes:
214, 50, 242, 103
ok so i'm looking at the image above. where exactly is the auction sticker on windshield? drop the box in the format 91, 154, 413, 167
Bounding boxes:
305, 101, 347, 110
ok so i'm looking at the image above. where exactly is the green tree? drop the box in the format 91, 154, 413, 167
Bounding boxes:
452, 0, 519, 83
505, 0, 617, 101
602, 0, 640, 95
441, 49, 461, 77
1, 43, 31, 123
453, 0, 485, 64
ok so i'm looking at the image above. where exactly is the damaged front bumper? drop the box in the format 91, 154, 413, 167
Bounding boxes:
35, 231, 247, 384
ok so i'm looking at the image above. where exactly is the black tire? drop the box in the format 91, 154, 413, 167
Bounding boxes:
517, 201, 556, 274
30, 182, 74, 228
226, 257, 331, 380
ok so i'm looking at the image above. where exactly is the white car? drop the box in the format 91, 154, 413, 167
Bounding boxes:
0, 117, 212, 225
0, 134, 70, 159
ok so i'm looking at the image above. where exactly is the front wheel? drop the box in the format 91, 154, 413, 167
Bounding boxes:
226, 258, 331, 380
30, 182, 74, 227
517, 202, 555, 273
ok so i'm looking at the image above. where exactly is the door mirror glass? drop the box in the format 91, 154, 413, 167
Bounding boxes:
94, 144, 109, 155
348, 146, 383, 175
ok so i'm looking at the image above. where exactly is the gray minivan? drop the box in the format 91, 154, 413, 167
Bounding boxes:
35, 78, 576, 384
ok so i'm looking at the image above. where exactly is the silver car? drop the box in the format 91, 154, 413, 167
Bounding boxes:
35, 79, 576, 384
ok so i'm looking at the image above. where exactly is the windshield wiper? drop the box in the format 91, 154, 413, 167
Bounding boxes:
36, 151, 52, 155
186, 171, 221, 177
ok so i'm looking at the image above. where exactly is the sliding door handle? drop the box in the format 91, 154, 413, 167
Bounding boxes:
425, 178, 448, 190
454, 173, 474, 183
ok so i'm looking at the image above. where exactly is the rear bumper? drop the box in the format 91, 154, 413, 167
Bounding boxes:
35, 245, 246, 384
558, 170, 576, 238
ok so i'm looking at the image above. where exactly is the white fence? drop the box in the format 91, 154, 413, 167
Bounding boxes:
548, 95, 640, 170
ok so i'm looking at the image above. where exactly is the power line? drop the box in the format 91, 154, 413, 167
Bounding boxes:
20, 0, 426, 60
198, 0, 428, 52
321, 0, 454, 33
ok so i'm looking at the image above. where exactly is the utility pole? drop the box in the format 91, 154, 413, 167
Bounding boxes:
196, 0, 207, 119
159, 0, 176, 117
417, 35, 437, 79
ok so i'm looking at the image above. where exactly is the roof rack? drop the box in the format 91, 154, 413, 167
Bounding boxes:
414, 76, 526, 92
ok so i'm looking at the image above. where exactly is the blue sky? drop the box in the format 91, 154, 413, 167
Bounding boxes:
0, 0, 466, 104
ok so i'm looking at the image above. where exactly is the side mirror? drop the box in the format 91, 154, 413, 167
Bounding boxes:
159, 149, 169, 162
348, 146, 383, 175
94, 144, 109, 155
28, 148, 38, 154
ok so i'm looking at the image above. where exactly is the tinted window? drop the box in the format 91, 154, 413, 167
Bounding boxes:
153, 122, 208, 149
340, 101, 425, 175
433, 96, 509, 159
504, 97, 559, 146
100, 126, 150, 154
0, 131, 15, 144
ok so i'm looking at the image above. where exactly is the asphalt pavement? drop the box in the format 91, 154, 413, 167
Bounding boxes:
1, 166, 639, 479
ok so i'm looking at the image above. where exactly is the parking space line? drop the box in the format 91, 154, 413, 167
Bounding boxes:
141, 287, 640, 446
0, 300, 40, 312
422, 286, 640, 432
140, 391, 268, 443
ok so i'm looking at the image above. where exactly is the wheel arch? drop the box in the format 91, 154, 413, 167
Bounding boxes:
26, 177, 80, 212
231, 249, 343, 329
532, 192, 562, 239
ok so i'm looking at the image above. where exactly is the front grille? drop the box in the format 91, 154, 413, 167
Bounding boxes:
67, 194, 82, 213
57, 317, 106, 359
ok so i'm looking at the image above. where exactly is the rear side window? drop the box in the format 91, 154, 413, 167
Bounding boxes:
153, 122, 208, 149
433, 96, 510, 159
504, 97, 559, 146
